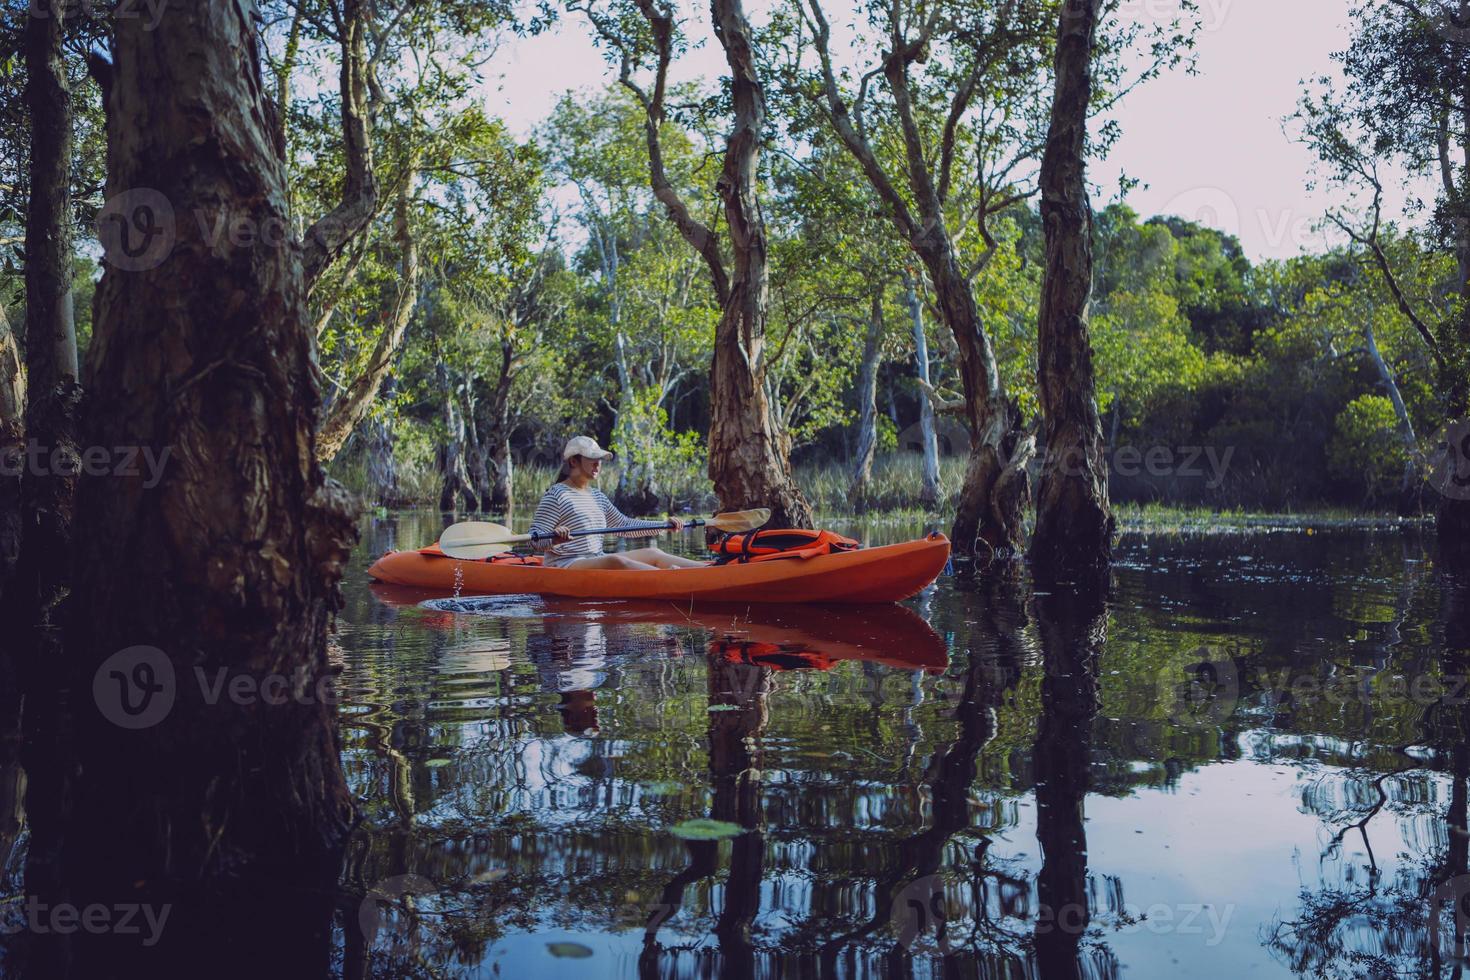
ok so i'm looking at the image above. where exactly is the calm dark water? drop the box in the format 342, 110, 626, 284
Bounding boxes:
328, 512, 1470, 979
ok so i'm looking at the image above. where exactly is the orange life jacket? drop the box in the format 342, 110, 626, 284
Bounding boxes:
708, 528, 860, 564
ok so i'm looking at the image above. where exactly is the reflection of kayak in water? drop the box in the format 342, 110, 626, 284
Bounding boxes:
366, 534, 951, 604
368, 584, 949, 674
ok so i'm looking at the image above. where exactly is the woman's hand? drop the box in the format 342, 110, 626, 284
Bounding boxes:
667, 517, 685, 534
552, 525, 572, 544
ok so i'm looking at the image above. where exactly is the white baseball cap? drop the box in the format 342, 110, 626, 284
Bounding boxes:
563, 435, 616, 461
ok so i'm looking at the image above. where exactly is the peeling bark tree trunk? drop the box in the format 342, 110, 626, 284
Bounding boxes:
803, 0, 1029, 558
436, 364, 477, 512
607, 0, 811, 528
54, 4, 358, 968
0, 305, 24, 589
301, 0, 377, 295
904, 274, 940, 509
464, 383, 493, 507
928, 253, 1031, 560
483, 339, 516, 512
849, 292, 884, 507
1031, 0, 1114, 581
12, 0, 80, 630
363, 382, 400, 508
705, 0, 812, 528
316, 171, 418, 463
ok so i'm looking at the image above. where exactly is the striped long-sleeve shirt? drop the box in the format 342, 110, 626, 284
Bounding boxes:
529, 483, 661, 567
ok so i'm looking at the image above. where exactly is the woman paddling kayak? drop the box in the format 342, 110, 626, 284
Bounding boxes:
529, 436, 707, 571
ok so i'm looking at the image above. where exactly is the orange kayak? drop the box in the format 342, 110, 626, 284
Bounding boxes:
366, 533, 951, 604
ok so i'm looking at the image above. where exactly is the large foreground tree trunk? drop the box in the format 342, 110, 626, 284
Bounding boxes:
46, 4, 358, 970
1031, 0, 1114, 580
0, 305, 24, 589
316, 171, 419, 463
12, 0, 80, 631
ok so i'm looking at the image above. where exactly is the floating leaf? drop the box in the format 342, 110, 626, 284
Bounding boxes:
707, 703, 740, 712
425, 758, 452, 768
669, 818, 744, 841
547, 942, 594, 958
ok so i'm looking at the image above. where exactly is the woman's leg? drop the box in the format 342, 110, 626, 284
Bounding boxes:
618, 547, 707, 569
558, 554, 660, 570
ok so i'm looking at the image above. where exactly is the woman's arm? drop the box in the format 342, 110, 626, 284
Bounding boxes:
529, 489, 571, 551
598, 491, 663, 539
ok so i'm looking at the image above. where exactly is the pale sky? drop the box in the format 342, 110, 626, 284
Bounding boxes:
478, 0, 1423, 263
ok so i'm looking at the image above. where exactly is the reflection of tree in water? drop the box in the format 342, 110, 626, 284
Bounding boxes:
805, 579, 1028, 974
1267, 571, 1470, 979
1032, 586, 1117, 980
637, 652, 769, 976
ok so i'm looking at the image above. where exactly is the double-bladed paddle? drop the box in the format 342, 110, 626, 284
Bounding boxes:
438, 508, 772, 561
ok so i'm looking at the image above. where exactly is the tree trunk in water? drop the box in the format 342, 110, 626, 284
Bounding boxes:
904, 273, 940, 508
1031, 0, 1114, 582
12, 0, 80, 632
849, 292, 884, 508
316, 171, 418, 463
437, 364, 476, 512
49, 4, 358, 969
924, 250, 1032, 561
705, 0, 813, 530
0, 305, 24, 590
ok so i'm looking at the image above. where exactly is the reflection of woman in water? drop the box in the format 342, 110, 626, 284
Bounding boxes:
525, 618, 612, 735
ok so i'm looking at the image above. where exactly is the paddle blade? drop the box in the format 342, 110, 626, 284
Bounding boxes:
439, 521, 518, 560
706, 508, 772, 533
